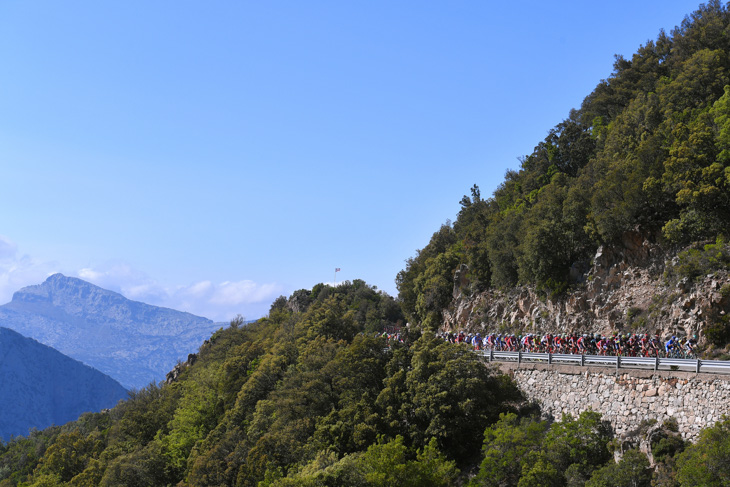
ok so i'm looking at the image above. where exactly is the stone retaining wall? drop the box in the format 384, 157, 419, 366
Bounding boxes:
493, 362, 730, 441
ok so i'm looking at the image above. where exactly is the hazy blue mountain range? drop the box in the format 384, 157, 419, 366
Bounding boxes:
0, 274, 224, 389
0, 326, 127, 440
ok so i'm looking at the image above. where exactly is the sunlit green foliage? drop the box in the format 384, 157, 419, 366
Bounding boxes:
32, 431, 102, 483
471, 410, 621, 486
469, 412, 549, 487
0, 281, 529, 486
398, 0, 730, 320
376, 333, 522, 463
675, 416, 730, 486
585, 449, 652, 487
664, 236, 730, 284
262, 436, 458, 487
357, 436, 459, 487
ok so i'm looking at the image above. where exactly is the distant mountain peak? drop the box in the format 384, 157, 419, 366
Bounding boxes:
0, 275, 223, 389
15, 272, 101, 296
45, 272, 72, 283
43, 272, 100, 291
10, 273, 126, 313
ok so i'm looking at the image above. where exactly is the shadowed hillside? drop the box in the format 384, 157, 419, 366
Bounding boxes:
0, 327, 127, 440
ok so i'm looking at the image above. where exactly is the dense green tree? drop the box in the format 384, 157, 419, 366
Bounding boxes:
357, 436, 458, 487
541, 410, 613, 475
68, 458, 104, 487
676, 416, 730, 486
455, 185, 493, 289
377, 333, 522, 464
486, 209, 522, 288
396, 224, 458, 323
0, 430, 59, 486
32, 431, 101, 483
413, 248, 462, 330
516, 456, 563, 487
158, 369, 223, 478
585, 449, 652, 487
24, 474, 61, 487
108, 383, 178, 448
470, 412, 548, 487
312, 335, 390, 455
99, 442, 171, 487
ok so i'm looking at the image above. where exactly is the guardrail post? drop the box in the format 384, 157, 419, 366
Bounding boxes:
654, 356, 659, 371
518, 351, 522, 364
581, 354, 585, 367
489, 349, 494, 362
616, 355, 621, 371
548, 353, 552, 365
696, 359, 701, 374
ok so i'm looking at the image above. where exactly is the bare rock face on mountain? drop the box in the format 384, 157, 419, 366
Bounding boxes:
442, 230, 730, 343
0, 326, 127, 440
0, 274, 224, 389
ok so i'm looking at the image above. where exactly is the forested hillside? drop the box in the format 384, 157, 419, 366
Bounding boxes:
4, 281, 730, 486
397, 1, 730, 333
0, 281, 522, 486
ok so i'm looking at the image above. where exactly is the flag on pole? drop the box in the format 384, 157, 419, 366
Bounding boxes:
334, 268, 341, 286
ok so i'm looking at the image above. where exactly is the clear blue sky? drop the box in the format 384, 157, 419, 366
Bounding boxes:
0, 1, 705, 321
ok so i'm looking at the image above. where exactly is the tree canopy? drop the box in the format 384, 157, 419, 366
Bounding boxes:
398, 1, 730, 322
0, 281, 522, 486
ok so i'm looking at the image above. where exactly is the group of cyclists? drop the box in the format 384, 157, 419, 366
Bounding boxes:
440, 331, 699, 359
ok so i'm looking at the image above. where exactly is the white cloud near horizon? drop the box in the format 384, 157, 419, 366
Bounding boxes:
0, 235, 60, 305
0, 236, 283, 322
77, 264, 284, 322
0, 236, 18, 259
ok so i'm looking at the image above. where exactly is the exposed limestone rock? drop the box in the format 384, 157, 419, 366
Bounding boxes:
287, 289, 312, 314
166, 353, 198, 384
442, 230, 730, 343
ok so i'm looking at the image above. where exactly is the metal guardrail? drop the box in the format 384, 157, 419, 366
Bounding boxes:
476, 350, 730, 375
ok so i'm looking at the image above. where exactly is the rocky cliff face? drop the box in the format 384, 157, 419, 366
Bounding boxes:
442, 231, 730, 343
0, 274, 224, 389
0, 327, 127, 440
